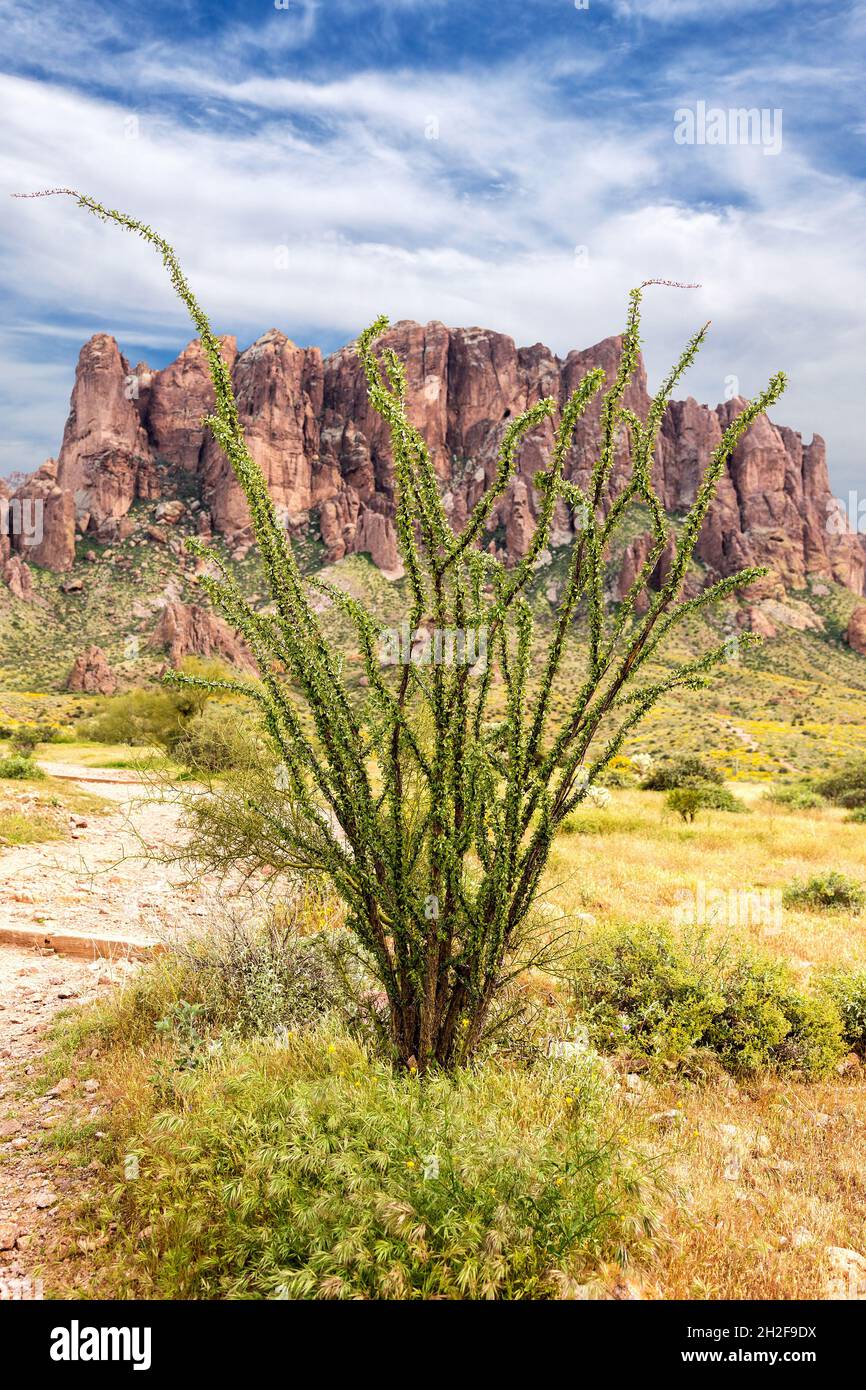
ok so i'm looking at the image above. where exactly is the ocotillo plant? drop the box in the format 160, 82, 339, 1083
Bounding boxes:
23, 190, 786, 1070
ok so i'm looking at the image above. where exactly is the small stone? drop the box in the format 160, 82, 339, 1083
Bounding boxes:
34, 1191, 57, 1209
84, 1079, 100, 1094
791, 1227, 815, 1249
650, 1110, 685, 1130
0, 1223, 18, 1250
827, 1246, 866, 1300
48, 1078, 73, 1097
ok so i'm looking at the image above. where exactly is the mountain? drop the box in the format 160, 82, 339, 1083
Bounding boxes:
3, 319, 866, 691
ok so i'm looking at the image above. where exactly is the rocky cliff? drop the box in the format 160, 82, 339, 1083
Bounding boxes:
5, 321, 864, 606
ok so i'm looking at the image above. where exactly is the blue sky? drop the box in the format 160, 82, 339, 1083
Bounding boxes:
1, 0, 864, 496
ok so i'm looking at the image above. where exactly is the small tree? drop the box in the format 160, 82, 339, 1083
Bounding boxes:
24, 190, 786, 1070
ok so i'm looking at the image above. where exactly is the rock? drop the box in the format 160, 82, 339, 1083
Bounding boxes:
846, 606, 866, 656
56, 334, 155, 532
19, 317, 866, 603
790, 1227, 815, 1249
149, 600, 253, 669
0, 1223, 19, 1250
34, 1191, 57, 1209
48, 1078, 73, 1097
154, 498, 186, 525
1, 555, 34, 601
66, 646, 117, 695
148, 336, 237, 475
827, 1246, 866, 1299
9, 459, 76, 572
649, 1109, 685, 1130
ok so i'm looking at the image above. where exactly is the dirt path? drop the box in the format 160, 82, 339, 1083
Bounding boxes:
0, 764, 223, 1297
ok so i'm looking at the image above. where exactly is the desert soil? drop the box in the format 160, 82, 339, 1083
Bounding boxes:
0, 765, 223, 1297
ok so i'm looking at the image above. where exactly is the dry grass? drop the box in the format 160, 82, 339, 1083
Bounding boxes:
546, 785, 866, 978
543, 784, 866, 1299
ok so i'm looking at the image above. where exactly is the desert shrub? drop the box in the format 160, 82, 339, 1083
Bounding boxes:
701, 784, 748, 812
701, 957, 843, 1077
570, 924, 844, 1077
177, 910, 368, 1041
847, 807, 866, 824
9, 724, 43, 754
0, 754, 43, 780
813, 758, 866, 809
641, 754, 724, 791
665, 784, 745, 821
666, 787, 704, 822
73, 1025, 661, 1300
570, 923, 727, 1060
172, 703, 257, 774
77, 659, 227, 753
764, 784, 826, 810
820, 970, 866, 1057
782, 872, 865, 914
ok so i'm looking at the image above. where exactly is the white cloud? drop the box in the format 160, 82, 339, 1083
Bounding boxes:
1, 61, 864, 494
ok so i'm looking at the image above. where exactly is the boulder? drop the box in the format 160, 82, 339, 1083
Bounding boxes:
66, 646, 117, 695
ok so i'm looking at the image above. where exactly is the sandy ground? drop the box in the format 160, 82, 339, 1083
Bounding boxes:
0, 764, 224, 1297
1, 763, 215, 944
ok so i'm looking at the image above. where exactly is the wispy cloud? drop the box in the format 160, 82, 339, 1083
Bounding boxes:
0, 0, 864, 495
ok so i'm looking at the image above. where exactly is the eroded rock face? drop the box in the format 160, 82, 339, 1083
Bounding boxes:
66, 645, 117, 695
2, 555, 34, 602
56, 335, 155, 532
9, 320, 863, 608
10, 460, 76, 572
146, 336, 237, 476
149, 600, 252, 669
846, 606, 866, 655
201, 330, 322, 539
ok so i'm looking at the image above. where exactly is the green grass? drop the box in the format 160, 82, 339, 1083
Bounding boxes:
42, 1003, 663, 1299
0, 809, 65, 845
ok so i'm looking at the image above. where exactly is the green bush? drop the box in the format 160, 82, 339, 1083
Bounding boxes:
172, 703, 257, 774
782, 872, 865, 915
666, 787, 704, 822
820, 970, 866, 1057
0, 754, 43, 780
570, 923, 725, 1061
177, 911, 368, 1041
846, 807, 866, 824
813, 759, 866, 809
641, 755, 724, 791
77, 1028, 660, 1299
666, 784, 747, 821
77, 660, 229, 753
764, 785, 826, 810
702, 957, 843, 1077
570, 923, 845, 1077
9, 724, 45, 754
